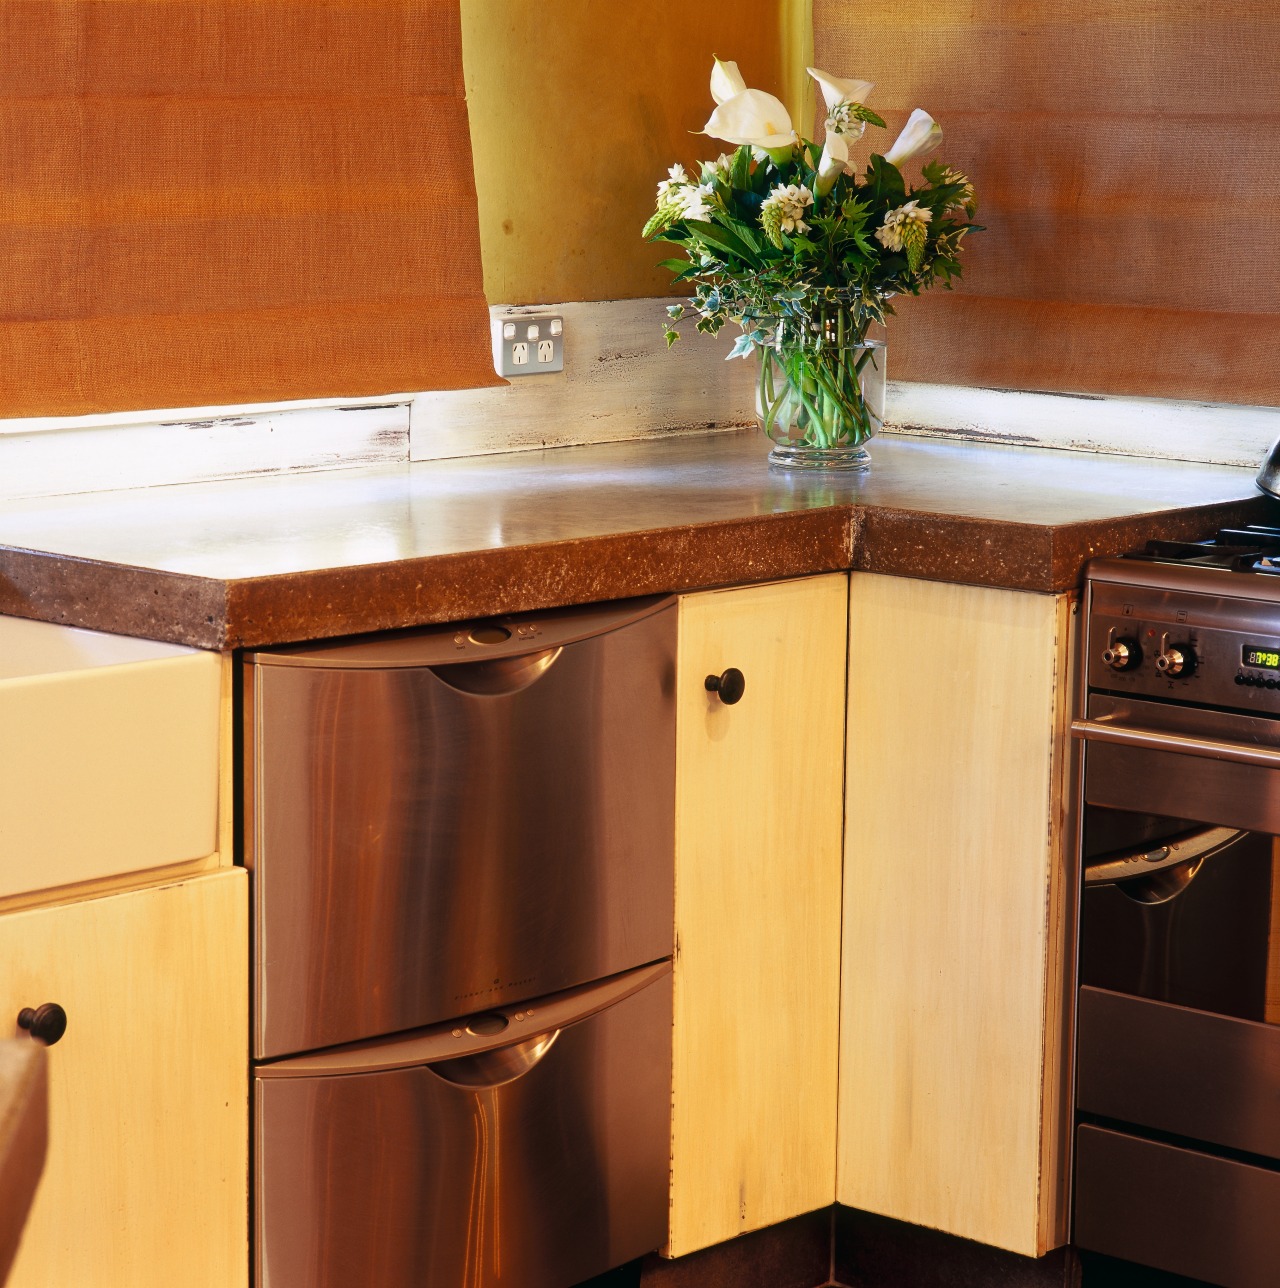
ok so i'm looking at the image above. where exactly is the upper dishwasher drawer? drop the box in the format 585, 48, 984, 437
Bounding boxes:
246, 596, 677, 1060
0, 616, 222, 899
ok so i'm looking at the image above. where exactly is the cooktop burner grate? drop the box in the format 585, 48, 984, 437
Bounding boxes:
1124, 525, 1280, 574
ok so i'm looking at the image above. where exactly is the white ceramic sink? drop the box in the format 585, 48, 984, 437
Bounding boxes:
0, 616, 221, 899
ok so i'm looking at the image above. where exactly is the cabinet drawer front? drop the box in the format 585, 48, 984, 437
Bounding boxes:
0, 616, 221, 899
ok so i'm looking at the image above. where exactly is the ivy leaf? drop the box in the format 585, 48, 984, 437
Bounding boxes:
726, 332, 756, 360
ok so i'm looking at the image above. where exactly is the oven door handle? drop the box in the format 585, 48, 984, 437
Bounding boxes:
1083, 824, 1248, 888
1071, 717, 1280, 769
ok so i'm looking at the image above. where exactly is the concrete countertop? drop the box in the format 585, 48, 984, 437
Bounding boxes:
0, 430, 1270, 649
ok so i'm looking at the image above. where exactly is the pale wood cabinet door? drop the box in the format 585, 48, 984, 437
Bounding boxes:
668, 574, 848, 1257
839, 574, 1075, 1257
2, 869, 248, 1288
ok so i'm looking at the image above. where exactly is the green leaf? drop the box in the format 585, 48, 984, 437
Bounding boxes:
664, 328, 681, 348
656, 258, 690, 275
866, 155, 907, 205
731, 144, 753, 190
683, 219, 752, 262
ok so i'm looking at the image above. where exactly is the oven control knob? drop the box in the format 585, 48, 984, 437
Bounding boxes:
1101, 637, 1141, 671
1156, 645, 1194, 677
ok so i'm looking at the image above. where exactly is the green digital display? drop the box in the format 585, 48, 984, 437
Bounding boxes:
1243, 645, 1280, 671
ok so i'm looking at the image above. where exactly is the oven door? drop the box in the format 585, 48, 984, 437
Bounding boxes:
1073, 695, 1280, 1285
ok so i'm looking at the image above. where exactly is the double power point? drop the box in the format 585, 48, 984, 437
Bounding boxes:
492, 314, 564, 377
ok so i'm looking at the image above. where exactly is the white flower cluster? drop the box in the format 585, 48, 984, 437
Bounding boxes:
654, 163, 717, 223
655, 163, 688, 200
764, 184, 814, 235
874, 200, 932, 252
825, 102, 866, 141
940, 167, 976, 211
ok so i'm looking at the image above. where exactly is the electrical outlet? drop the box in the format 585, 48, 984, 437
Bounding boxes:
492, 314, 564, 377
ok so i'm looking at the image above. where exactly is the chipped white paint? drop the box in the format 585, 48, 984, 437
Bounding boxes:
0, 402, 411, 501
410, 299, 756, 461
885, 382, 1280, 470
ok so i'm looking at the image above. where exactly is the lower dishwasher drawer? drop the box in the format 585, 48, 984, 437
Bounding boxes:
1075, 1123, 1280, 1287
255, 961, 672, 1288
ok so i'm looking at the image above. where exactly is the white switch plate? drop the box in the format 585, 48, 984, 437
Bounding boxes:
492, 313, 564, 377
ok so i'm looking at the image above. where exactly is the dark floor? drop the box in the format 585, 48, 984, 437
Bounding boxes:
573, 1207, 1218, 1288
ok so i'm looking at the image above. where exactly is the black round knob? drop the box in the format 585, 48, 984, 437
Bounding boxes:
705, 668, 746, 705
18, 1003, 67, 1046
1102, 637, 1142, 672
1156, 645, 1195, 677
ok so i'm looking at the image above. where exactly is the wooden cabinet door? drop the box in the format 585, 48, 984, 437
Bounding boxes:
1, 869, 248, 1288
838, 574, 1075, 1256
668, 574, 848, 1257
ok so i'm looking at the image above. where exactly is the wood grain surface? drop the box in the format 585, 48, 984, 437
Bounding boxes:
668, 575, 848, 1256
0, 1041, 46, 1283
2, 871, 247, 1288
839, 574, 1075, 1255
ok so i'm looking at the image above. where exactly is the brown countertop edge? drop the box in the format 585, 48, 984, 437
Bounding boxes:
0, 495, 1273, 650
854, 495, 1273, 594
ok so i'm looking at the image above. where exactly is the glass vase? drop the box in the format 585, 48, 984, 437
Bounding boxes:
755, 318, 886, 472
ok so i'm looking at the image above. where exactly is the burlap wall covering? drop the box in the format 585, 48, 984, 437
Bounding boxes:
0, 0, 498, 417
815, 0, 1280, 405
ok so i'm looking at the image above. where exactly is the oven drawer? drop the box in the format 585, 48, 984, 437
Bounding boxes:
255, 962, 671, 1288
1080, 693, 1280, 833
1075, 1124, 1280, 1288
1077, 987, 1280, 1158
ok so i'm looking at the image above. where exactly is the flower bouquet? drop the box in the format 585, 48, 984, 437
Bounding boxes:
643, 59, 979, 470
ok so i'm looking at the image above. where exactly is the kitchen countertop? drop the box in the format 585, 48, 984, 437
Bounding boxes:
0, 430, 1270, 649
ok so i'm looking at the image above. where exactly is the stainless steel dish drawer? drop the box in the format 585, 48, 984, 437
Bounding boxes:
245, 596, 676, 1060
254, 961, 672, 1288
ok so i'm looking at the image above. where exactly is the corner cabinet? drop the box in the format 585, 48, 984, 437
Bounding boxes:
838, 574, 1076, 1256
667, 574, 848, 1256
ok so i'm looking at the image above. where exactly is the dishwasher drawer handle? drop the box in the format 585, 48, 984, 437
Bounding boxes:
427, 1029, 562, 1090
17, 1003, 66, 1046
705, 668, 745, 705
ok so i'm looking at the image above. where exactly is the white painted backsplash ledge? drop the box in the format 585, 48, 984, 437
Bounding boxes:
0, 297, 1274, 500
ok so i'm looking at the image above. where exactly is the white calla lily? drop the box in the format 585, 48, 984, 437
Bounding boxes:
815, 130, 849, 197
883, 108, 944, 167
807, 67, 874, 114
703, 89, 798, 153
710, 58, 747, 106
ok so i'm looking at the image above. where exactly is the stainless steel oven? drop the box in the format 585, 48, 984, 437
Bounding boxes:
1073, 541, 1280, 1287
244, 595, 678, 1288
